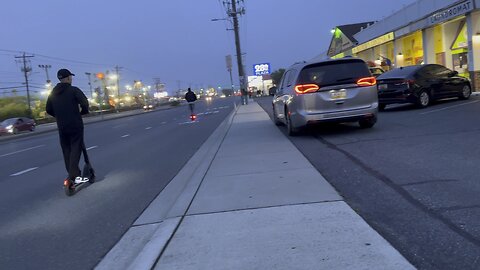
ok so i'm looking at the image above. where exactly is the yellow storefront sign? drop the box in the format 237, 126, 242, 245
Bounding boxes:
352, 32, 395, 54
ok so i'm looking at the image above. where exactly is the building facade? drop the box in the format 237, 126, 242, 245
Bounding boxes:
328, 0, 480, 90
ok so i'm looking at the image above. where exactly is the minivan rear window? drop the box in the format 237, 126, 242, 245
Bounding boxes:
297, 60, 370, 87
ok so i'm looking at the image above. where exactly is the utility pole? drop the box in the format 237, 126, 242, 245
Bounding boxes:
114, 65, 123, 97
228, 0, 247, 104
85, 72, 94, 98
226, 55, 234, 93
39, 64, 52, 96
15, 53, 34, 115
38, 64, 52, 84
177, 80, 181, 97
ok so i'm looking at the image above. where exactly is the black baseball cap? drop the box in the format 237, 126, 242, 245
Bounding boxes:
57, 69, 75, 80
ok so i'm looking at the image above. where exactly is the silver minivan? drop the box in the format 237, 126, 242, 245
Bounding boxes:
272, 58, 379, 135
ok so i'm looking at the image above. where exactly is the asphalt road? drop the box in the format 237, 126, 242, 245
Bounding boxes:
0, 97, 237, 270
257, 95, 480, 270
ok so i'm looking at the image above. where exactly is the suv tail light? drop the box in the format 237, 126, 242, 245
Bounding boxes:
357, 77, 376, 87
295, 84, 319, 94
405, 79, 415, 89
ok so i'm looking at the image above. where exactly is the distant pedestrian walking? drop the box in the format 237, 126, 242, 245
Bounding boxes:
46, 69, 90, 185
185, 88, 197, 114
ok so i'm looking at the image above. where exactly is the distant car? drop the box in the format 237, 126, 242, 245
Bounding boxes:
376, 64, 472, 110
369, 67, 385, 77
272, 57, 378, 135
205, 96, 213, 101
143, 104, 154, 111
0, 117, 36, 135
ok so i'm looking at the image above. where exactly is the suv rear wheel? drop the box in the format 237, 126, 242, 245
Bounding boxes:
459, 85, 471, 100
417, 90, 430, 108
359, 116, 377, 129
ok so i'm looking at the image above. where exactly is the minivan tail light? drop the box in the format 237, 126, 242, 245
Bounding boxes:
357, 76, 377, 87
295, 84, 319, 94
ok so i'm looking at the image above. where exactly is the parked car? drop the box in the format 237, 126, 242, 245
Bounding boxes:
143, 104, 154, 111
0, 117, 36, 135
369, 67, 385, 77
272, 57, 378, 135
376, 64, 472, 110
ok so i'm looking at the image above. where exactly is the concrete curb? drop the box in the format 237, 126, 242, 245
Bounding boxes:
0, 106, 174, 144
95, 102, 239, 270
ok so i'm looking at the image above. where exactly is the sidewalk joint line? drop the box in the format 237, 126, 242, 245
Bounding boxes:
209, 166, 313, 178
131, 220, 163, 228
185, 199, 345, 217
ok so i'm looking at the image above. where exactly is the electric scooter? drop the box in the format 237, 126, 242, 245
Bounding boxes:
63, 144, 95, 196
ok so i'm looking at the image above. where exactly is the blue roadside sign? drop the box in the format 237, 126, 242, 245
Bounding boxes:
253, 63, 271, 76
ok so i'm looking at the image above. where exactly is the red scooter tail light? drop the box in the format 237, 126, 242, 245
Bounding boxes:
357, 76, 377, 87
190, 114, 197, 121
294, 84, 319, 94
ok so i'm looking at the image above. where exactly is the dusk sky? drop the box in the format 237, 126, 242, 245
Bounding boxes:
0, 0, 416, 95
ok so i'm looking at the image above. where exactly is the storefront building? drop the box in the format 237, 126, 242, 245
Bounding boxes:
327, 0, 480, 90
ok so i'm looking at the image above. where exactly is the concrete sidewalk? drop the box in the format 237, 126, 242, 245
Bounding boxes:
97, 102, 415, 270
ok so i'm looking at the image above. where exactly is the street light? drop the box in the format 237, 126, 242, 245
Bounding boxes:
38, 64, 52, 84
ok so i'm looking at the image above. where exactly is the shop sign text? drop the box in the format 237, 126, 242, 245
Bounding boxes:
352, 32, 394, 54
428, 0, 474, 26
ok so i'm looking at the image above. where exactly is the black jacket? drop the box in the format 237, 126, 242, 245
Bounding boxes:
46, 83, 89, 132
185, 91, 197, 102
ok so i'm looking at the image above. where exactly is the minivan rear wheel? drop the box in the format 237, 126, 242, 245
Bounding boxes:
417, 90, 430, 108
285, 109, 300, 136
272, 105, 282, 126
359, 116, 377, 129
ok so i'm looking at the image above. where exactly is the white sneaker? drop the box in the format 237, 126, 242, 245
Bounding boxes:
74, 176, 89, 184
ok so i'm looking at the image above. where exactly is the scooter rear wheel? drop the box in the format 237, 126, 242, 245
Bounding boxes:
64, 179, 75, 196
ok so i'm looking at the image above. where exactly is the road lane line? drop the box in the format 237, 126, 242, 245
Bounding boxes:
161, 122, 167, 124
86, 146, 98, 150
0, 145, 45, 158
121, 134, 130, 138
145, 127, 152, 130
10, 167, 39, 176
420, 100, 480, 115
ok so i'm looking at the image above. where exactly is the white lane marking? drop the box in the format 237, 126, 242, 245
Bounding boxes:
121, 134, 130, 138
0, 145, 45, 158
145, 127, 152, 130
161, 122, 167, 124
213, 111, 220, 113
10, 167, 39, 176
420, 100, 480, 115
86, 146, 98, 151
197, 113, 205, 115
179, 121, 199, 125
